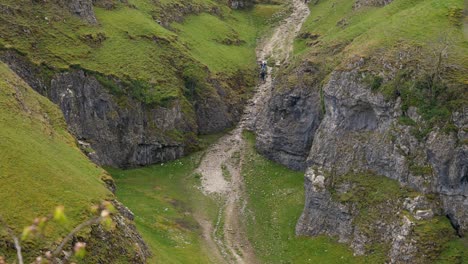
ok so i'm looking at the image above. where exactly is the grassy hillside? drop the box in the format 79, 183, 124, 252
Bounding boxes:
0, 0, 283, 104
109, 155, 218, 263
109, 134, 224, 263
0, 62, 114, 261
290, 0, 467, 136
295, 0, 466, 66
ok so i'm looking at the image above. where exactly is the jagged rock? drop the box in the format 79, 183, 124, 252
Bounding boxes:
414, 209, 434, 220
228, 0, 254, 9
353, 0, 394, 9
255, 63, 323, 170
55, 0, 98, 24
295, 167, 353, 242
257, 59, 467, 261
388, 216, 417, 263
0, 51, 194, 167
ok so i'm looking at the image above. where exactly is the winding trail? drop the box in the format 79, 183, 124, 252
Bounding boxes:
196, 1, 310, 263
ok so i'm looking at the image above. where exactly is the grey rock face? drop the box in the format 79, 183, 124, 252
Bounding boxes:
353, 0, 394, 9
255, 66, 323, 171
1, 50, 244, 167
228, 0, 254, 9
50, 70, 193, 167
256, 60, 467, 261
56, 0, 98, 24
295, 167, 353, 242
302, 69, 465, 260
1, 51, 196, 167
195, 81, 242, 134
56, 71, 193, 167
298, 68, 467, 234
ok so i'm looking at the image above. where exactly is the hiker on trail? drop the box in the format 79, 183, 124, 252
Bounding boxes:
260, 60, 267, 81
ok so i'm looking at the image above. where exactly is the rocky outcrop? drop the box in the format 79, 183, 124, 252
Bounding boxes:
195, 75, 246, 134
255, 63, 324, 170
48, 70, 194, 167
228, 0, 254, 9
255, 59, 467, 262
0, 50, 245, 167
0, 51, 196, 167
353, 0, 394, 9
55, 0, 98, 24
300, 66, 467, 229
85, 200, 151, 263
153, 1, 222, 27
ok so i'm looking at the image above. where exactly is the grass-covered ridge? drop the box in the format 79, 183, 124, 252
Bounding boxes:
295, 0, 466, 65
0, 0, 283, 104
0, 62, 115, 261
290, 0, 467, 137
109, 157, 215, 263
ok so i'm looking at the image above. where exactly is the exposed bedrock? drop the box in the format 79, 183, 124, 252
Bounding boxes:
54, 0, 98, 24
1, 51, 243, 167
255, 62, 324, 170
256, 60, 467, 262
228, 0, 254, 10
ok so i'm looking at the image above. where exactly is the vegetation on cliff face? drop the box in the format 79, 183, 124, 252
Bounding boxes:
0, 62, 145, 263
241, 132, 377, 264
0, 0, 289, 162
258, 0, 467, 262
292, 0, 467, 124
0, 0, 279, 104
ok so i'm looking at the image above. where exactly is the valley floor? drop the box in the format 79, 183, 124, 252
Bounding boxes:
110, 132, 379, 263
109, 1, 379, 263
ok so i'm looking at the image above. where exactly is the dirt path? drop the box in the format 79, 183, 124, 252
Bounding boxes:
196, 1, 310, 263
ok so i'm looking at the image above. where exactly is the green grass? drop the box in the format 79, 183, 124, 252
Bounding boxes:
291, 0, 467, 140
241, 132, 373, 263
414, 216, 467, 263
0, 0, 285, 105
295, 0, 466, 60
172, 4, 285, 73
109, 151, 221, 263
0, 62, 112, 261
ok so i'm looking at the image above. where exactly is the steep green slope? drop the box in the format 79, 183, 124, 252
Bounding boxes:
109, 154, 218, 263
0, 0, 276, 104
292, 0, 467, 121
0, 62, 142, 263
0, 0, 289, 167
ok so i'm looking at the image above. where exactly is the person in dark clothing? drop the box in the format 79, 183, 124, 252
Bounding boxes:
260, 61, 267, 81
260, 68, 266, 81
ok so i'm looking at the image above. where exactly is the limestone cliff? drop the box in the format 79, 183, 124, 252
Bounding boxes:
256, 58, 467, 262
253, 0, 467, 261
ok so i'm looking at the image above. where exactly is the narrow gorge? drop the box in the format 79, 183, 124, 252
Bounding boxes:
0, 0, 466, 263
